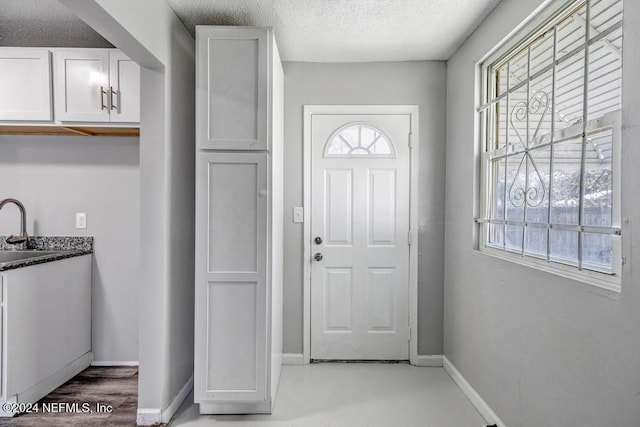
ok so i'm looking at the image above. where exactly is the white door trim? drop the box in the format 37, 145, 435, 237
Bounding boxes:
303, 105, 419, 365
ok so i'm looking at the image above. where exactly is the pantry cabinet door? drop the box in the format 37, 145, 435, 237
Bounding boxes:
54, 50, 110, 122
108, 51, 140, 123
194, 152, 268, 403
196, 27, 269, 150
0, 49, 53, 121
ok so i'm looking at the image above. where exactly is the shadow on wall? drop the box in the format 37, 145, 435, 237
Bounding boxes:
0, 135, 139, 166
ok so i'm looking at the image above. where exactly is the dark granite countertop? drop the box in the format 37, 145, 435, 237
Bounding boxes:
0, 236, 93, 272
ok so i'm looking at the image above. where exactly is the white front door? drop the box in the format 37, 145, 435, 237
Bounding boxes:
310, 113, 411, 360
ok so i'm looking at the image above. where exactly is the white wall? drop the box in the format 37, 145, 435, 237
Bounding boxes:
61, 0, 195, 421
0, 135, 139, 362
444, 0, 640, 425
283, 61, 447, 355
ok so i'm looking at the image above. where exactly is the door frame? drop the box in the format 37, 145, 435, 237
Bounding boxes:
302, 105, 419, 365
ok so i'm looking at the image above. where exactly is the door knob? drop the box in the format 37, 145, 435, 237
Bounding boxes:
314, 252, 323, 262
314, 236, 323, 245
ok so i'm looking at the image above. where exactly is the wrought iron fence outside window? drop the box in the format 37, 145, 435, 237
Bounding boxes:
477, 0, 623, 289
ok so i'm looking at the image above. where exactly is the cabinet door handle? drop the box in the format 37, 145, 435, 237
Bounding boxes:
110, 86, 118, 111
100, 86, 108, 110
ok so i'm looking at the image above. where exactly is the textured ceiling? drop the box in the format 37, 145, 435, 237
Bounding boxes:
0, 0, 500, 61
0, 0, 112, 48
165, 0, 501, 61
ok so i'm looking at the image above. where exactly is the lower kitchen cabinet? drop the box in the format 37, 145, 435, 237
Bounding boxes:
0, 256, 92, 416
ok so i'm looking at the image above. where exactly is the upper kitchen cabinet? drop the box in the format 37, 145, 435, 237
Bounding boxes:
109, 51, 141, 123
54, 49, 140, 123
0, 48, 53, 121
197, 26, 279, 150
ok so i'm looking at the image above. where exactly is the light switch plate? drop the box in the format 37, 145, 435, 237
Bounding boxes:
293, 207, 304, 223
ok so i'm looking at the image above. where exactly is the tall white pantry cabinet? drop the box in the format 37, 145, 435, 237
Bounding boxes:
194, 26, 284, 414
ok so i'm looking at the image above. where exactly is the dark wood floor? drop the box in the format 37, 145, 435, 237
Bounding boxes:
0, 366, 140, 426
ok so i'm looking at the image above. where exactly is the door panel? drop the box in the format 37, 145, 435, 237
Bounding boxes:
311, 114, 411, 360
324, 268, 353, 331
369, 169, 396, 245
367, 268, 396, 331
207, 162, 258, 273
207, 281, 257, 392
325, 169, 353, 245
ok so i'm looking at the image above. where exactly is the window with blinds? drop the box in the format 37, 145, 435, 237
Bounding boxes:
478, 0, 623, 289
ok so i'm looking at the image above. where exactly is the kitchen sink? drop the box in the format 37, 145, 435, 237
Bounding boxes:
0, 250, 72, 268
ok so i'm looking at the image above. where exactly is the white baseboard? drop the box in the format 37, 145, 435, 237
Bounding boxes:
414, 355, 444, 367
283, 353, 305, 365
136, 408, 162, 425
91, 361, 139, 367
162, 375, 194, 423
136, 375, 194, 425
443, 356, 506, 427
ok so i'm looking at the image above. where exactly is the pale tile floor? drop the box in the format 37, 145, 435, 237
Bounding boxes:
170, 363, 486, 427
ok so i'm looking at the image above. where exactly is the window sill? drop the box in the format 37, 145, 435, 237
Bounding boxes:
473, 246, 621, 296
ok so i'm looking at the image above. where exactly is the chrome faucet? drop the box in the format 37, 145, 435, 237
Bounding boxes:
0, 198, 29, 250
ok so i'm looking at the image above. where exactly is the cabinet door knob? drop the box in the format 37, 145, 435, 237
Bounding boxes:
314, 236, 323, 245
314, 252, 323, 262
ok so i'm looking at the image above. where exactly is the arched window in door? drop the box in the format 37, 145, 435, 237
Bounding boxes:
324, 123, 396, 158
